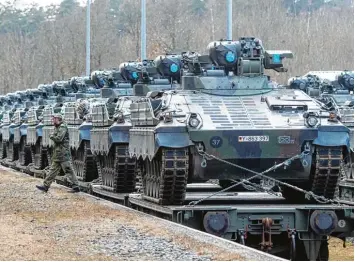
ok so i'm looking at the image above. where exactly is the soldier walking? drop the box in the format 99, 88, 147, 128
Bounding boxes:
36, 113, 80, 193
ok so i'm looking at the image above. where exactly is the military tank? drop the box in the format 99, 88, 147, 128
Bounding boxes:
61, 75, 101, 186
89, 58, 183, 194
26, 84, 57, 172
288, 71, 354, 158
0, 95, 11, 159
289, 70, 354, 204
128, 37, 352, 205
0, 92, 27, 164
12, 90, 40, 169
27, 80, 79, 176
88, 68, 136, 193
13, 89, 49, 171
41, 81, 79, 168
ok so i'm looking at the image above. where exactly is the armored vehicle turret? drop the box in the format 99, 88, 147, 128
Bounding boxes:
118, 61, 143, 85
129, 58, 180, 96
338, 70, 354, 92
91, 69, 133, 95
70, 76, 100, 98
153, 54, 183, 83
89, 57, 184, 194
128, 37, 351, 206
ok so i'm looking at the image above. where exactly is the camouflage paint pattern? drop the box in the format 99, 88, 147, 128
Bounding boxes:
50, 122, 71, 162
188, 128, 317, 159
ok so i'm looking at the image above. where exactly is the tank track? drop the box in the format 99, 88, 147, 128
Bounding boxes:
97, 144, 136, 193
72, 140, 98, 182
312, 146, 344, 199
19, 137, 32, 166
0, 139, 6, 159
142, 147, 189, 205
5, 141, 19, 162
91, 156, 103, 184
136, 166, 143, 190
47, 147, 52, 165
30, 138, 47, 170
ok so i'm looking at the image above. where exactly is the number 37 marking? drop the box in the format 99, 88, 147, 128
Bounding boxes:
210, 136, 223, 148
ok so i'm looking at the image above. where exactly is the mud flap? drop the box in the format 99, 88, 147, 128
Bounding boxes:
313, 131, 350, 151
129, 128, 155, 160
155, 132, 193, 151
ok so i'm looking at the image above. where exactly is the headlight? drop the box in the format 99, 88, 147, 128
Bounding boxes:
303, 112, 319, 128
189, 117, 200, 128
306, 116, 318, 127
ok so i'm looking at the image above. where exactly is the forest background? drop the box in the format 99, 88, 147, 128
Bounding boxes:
0, 0, 353, 94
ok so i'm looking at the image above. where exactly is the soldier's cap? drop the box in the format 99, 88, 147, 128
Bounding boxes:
52, 113, 63, 120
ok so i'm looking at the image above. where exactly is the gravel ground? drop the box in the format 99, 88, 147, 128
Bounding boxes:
0, 167, 281, 261
328, 237, 354, 261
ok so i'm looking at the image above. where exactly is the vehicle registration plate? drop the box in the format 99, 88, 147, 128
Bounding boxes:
238, 136, 269, 142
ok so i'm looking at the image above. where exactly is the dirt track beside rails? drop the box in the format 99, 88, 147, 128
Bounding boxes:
0, 168, 255, 261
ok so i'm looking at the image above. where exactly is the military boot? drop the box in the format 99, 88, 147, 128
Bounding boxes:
67, 186, 80, 193
36, 185, 49, 192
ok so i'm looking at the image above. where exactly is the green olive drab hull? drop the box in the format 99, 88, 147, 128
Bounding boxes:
128, 37, 352, 206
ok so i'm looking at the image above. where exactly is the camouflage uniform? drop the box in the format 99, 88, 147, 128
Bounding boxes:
36, 113, 79, 192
